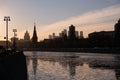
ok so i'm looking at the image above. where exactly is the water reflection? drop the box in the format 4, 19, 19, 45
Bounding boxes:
113, 56, 120, 80
25, 52, 120, 80
32, 55, 38, 80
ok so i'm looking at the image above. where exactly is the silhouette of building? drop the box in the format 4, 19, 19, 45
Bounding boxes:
80, 31, 84, 39
88, 31, 114, 47
24, 30, 30, 41
11, 37, 19, 42
114, 19, 120, 45
62, 29, 67, 36
11, 37, 19, 49
0, 41, 11, 48
68, 25, 76, 40
32, 23, 38, 43
28, 18, 120, 48
75, 31, 79, 38
52, 33, 56, 39
59, 29, 67, 40
48, 33, 56, 39
49, 35, 52, 39
89, 31, 114, 40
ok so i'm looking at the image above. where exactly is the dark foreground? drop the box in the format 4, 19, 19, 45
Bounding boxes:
0, 51, 28, 80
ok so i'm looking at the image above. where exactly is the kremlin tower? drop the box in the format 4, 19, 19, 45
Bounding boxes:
32, 23, 38, 43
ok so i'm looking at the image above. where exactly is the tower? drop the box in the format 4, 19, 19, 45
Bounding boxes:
32, 23, 38, 43
62, 29, 67, 37
75, 31, 79, 38
24, 30, 30, 41
68, 25, 76, 40
80, 31, 84, 39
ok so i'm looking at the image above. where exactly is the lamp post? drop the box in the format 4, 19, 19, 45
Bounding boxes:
4, 16, 10, 50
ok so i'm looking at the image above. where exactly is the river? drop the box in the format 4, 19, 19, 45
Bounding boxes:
24, 51, 120, 80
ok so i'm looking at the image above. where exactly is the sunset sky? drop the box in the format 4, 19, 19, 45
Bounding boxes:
0, 0, 120, 41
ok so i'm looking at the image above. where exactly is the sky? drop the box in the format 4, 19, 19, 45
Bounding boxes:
0, 0, 120, 41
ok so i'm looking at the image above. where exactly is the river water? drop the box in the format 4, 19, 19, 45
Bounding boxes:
24, 51, 120, 80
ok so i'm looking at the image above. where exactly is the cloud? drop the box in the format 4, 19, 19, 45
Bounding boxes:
105, 0, 120, 4
16, 4, 120, 41
35, 4, 120, 41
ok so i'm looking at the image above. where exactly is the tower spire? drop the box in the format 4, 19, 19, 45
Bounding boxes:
34, 22, 36, 27
32, 23, 38, 43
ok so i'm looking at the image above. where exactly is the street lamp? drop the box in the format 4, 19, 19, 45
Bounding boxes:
4, 16, 11, 50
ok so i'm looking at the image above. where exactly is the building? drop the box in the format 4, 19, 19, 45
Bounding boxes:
32, 23, 38, 43
24, 30, 30, 41
52, 33, 56, 39
88, 31, 114, 47
75, 31, 79, 38
63, 29, 67, 36
114, 19, 120, 44
60, 29, 67, 39
89, 31, 114, 40
80, 31, 84, 39
0, 41, 11, 48
49, 35, 52, 39
68, 25, 76, 40
49, 33, 56, 39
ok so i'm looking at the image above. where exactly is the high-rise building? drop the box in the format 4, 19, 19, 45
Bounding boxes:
80, 31, 84, 39
60, 29, 67, 38
49, 35, 52, 39
115, 19, 120, 44
52, 33, 56, 39
68, 25, 76, 40
75, 31, 79, 38
63, 29, 67, 35
32, 23, 38, 43
24, 30, 30, 41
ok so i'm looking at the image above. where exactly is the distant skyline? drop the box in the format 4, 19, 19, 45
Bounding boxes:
0, 0, 120, 41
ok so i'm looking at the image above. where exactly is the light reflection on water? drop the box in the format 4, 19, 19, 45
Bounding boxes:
24, 52, 120, 80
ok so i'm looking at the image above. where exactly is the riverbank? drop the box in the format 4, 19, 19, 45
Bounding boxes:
24, 48, 120, 54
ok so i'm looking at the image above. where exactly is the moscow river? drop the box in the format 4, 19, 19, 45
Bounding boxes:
24, 51, 120, 80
